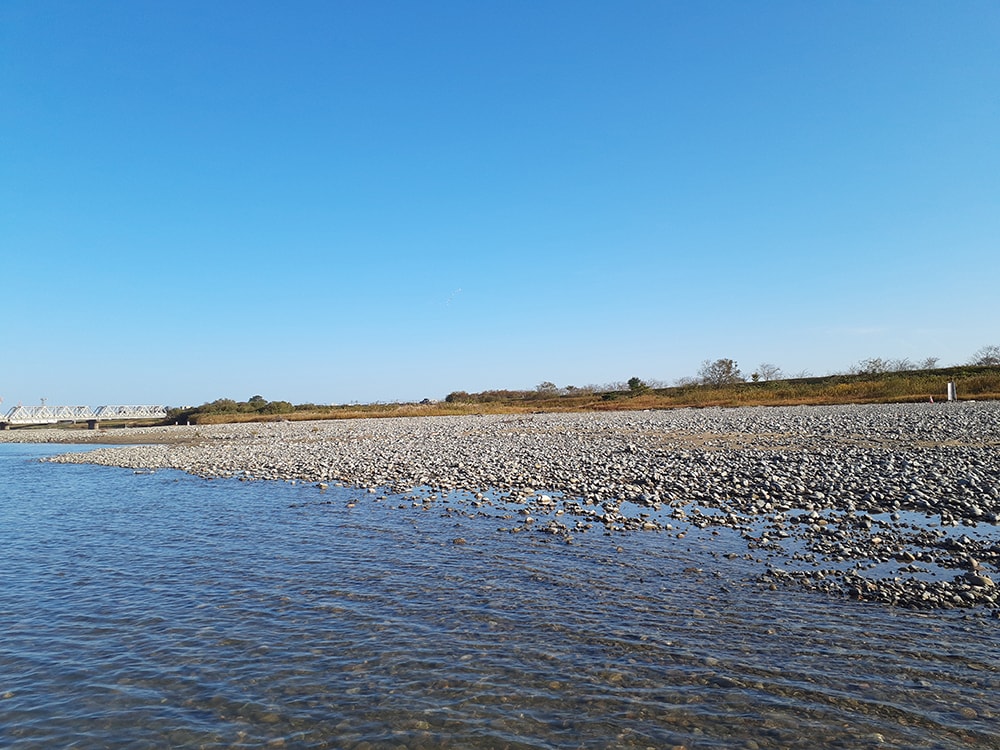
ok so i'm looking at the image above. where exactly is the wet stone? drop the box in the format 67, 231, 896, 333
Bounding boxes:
36, 402, 1000, 612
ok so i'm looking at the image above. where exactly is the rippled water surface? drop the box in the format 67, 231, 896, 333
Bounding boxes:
2, 444, 998, 749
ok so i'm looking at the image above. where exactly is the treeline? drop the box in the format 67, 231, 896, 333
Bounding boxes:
164, 346, 1000, 425
448, 347, 1000, 403
167, 395, 324, 424
445, 386, 594, 404
441, 364, 1000, 409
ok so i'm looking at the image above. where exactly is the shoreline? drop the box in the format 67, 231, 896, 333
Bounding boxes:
0, 424, 206, 445
15, 402, 1000, 610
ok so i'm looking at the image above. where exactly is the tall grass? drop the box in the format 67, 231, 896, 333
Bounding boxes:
177, 367, 1000, 424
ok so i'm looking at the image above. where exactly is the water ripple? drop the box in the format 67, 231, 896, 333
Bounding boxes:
1, 445, 997, 748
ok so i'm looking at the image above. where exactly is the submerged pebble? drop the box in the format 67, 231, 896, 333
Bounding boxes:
29, 401, 1000, 610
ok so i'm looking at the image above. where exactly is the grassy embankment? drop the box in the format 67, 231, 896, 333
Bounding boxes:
178, 366, 1000, 425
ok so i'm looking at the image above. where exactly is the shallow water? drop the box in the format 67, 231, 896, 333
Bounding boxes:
1, 444, 998, 749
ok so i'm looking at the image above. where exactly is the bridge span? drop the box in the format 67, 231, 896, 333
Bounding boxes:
1, 405, 167, 429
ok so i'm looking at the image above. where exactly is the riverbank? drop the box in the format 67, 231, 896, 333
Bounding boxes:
24, 402, 1000, 610
163, 364, 1000, 425
0, 425, 201, 445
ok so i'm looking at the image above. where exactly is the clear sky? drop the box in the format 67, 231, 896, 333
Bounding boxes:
2, 1, 998, 408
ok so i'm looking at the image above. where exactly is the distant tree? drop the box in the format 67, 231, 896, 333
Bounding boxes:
852, 357, 889, 376
888, 358, 916, 372
201, 398, 239, 413
970, 345, 1000, 366
535, 381, 558, 394
248, 395, 267, 409
919, 356, 940, 370
445, 391, 471, 403
259, 400, 294, 415
698, 359, 744, 387
627, 377, 649, 394
756, 363, 782, 382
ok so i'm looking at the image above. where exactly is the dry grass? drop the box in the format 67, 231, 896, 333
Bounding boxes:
181, 367, 1000, 424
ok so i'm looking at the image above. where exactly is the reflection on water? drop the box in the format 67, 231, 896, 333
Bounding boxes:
1, 444, 998, 749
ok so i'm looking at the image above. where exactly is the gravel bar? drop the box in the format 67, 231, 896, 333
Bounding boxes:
16, 402, 1000, 610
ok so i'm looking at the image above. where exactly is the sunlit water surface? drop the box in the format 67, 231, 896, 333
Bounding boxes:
1, 444, 997, 749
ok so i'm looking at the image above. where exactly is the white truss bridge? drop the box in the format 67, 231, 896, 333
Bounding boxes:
1, 404, 167, 428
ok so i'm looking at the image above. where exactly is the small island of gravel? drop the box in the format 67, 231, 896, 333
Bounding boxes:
12, 402, 1000, 611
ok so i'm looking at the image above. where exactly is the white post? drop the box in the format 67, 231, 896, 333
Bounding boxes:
947, 382, 957, 401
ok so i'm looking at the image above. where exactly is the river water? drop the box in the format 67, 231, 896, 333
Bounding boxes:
1, 443, 997, 749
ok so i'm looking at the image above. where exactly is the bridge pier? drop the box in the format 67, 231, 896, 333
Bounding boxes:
87, 420, 99, 430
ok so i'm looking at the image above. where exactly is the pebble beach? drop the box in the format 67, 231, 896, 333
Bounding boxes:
13, 402, 1000, 611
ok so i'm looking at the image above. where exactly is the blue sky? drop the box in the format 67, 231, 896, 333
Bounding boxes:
2, 1, 998, 407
